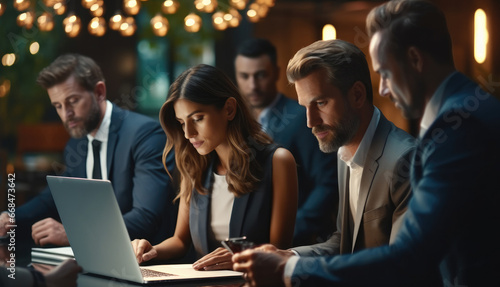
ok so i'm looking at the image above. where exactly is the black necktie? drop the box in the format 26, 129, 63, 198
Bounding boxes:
92, 140, 102, 179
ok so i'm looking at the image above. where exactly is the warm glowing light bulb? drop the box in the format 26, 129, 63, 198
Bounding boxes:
90, 3, 104, 17
474, 9, 488, 64
229, 0, 247, 10
150, 14, 169, 36
88, 17, 106, 36
63, 13, 82, 37
109, 12, 123, 30
120, 16, 136, 36
194, 0, 217, 13
162, 0, 179, 14
247, 4, 259, 23
0, 79, 11, 98
81, 0, 96, 9
14, 0, 31, 11
37, 12, 54, 31
184, 13, 201, 33
2, 54, 16, 67
17, 11, 35, 29
0, 2, 6, 16
256, 3, 268, 17
224, 8, 241, 28
29, 42, 40, 54
212, 11, 227, 31
53, 2, 66, 15
322, 24, 336, 40
124, 0, 140, 15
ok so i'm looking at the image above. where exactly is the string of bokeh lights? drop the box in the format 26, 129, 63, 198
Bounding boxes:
0, 0, 274, 96
1, 0, 275, 38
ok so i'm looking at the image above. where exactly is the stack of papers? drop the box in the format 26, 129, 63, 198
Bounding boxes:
31, 246, 74, 265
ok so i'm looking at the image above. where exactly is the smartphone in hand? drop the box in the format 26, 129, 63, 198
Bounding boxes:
221, 236, 254, 254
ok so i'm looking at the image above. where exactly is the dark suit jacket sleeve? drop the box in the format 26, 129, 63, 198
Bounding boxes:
268, 96, 338, 246
292, 123, 338, 245
387, 146, 413, 243
290, 111, 493, 286
14, 141, 81, 238
294, 166, 342, 256
14, 187, 58, 238
120, 122, 174, 241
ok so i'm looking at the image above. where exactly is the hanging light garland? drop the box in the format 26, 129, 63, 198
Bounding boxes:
1, 0, 275, 38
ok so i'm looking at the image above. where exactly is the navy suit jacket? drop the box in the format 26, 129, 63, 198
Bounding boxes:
291, 73, 500, 286
266, 94, 338, 246
16, 104, 177, 245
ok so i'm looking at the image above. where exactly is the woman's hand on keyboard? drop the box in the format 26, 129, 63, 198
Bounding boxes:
131, 239, 157, 264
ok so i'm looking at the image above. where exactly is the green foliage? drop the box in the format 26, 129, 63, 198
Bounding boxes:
0, 1, 65, 143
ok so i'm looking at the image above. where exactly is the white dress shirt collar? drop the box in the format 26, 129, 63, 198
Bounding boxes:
86, 100, 113, 179
87, 100, 113, 143
338, 107, 381, 168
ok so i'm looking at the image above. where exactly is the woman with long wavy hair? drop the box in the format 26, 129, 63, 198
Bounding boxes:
132, 64, 298, 270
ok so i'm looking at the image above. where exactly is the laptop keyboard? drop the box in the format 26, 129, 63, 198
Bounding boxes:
140, 268, 177, 278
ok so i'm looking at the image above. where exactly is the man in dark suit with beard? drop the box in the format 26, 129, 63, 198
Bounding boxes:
0, 54, 177, 247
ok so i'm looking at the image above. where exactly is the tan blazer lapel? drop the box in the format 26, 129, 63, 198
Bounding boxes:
339, 164, 353, 254
351, 114, 391, 252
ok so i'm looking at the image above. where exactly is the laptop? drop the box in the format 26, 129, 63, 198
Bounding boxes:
46, 175, 243, 284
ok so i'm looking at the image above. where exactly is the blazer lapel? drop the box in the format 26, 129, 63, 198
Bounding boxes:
191, 159, 215, 256
414, 73, 469, 180
106, 104, 124, 178
338, 163, 353, 254
351, 114, 391, 252
70, 138, 89, 177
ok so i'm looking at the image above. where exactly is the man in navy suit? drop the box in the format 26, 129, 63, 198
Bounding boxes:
235, 38, 339, 246
0, 54, 176, 246
233, 1, 500, 286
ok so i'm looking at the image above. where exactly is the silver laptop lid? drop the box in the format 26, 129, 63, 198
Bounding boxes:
46, 175, 144, 283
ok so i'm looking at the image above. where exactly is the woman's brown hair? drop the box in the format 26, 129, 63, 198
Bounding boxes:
159, 64, 272, 203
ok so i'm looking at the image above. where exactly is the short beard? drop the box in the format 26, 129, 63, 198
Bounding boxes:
313, 112, 359, 153
65, 97, 101, 138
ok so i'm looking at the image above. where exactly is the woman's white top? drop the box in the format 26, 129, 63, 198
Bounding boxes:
210, 173, 235, 241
